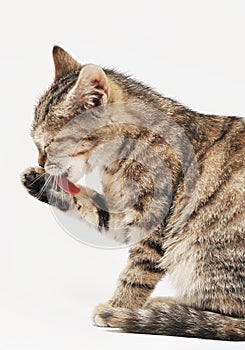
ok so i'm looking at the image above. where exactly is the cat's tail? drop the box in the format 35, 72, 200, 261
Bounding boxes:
100, 301, 245, 341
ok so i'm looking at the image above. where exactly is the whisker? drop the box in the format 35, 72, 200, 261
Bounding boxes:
36, 177, 49, 200
59, 175, 65, 204
48, 176, 56, 205
37, 174, 52, 200
28, 171, 46, 186
53, 175, 58, 205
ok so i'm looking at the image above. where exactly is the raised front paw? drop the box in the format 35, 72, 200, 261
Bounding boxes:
21, 167, 71, 211
21, 167, 48, 202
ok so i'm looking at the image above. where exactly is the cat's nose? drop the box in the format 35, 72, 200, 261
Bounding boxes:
38, 152, 47, 168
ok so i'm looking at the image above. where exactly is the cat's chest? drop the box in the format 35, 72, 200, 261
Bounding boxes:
161, 233, 201, 301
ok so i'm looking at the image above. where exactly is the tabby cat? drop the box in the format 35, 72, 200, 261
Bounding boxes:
21, 46, 245, 340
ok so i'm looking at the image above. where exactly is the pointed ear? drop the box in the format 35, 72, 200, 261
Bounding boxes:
67, 64, 110, 109
52, 46, 81, 81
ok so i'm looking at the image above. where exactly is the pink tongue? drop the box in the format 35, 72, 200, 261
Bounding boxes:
56, 175, 80, 194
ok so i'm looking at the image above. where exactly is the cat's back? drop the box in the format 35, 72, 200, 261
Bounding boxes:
228, 116, 245, 158
196, 115, 244, 197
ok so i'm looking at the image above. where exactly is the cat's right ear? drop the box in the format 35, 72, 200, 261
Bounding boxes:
52, 46, 81, 81
67, 64, 110, 109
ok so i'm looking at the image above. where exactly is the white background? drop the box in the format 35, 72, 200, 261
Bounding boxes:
0, 0, 244, 349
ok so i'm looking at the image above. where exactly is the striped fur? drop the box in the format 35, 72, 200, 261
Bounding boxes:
22, 46, 245, 340
100, 299, 245, 340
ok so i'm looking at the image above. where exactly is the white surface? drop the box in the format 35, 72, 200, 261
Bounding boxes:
0, 0, 244, 349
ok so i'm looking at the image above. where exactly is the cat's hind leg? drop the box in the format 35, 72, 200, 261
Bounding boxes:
144, 296, 176, 308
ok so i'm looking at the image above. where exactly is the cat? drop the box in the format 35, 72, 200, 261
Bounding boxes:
21, 46, 245, 340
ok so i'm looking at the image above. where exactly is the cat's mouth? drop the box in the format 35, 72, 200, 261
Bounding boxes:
55, 173, 80, 194
45, 163, 82, 195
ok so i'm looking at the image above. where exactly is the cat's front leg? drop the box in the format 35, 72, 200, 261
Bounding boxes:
21, 167, 108, 224
72, 188, 109, 230
22, 168, 166, 328
93, 228, 166, 327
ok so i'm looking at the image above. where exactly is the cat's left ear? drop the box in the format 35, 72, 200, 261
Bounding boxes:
53, 46, 81, 81
67, 64, 110, 109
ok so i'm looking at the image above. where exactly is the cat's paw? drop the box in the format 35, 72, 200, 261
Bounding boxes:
92, 304, 134, 328
21, 167, 71, 211
21, 167, 48, 202
92, 303, 115, 327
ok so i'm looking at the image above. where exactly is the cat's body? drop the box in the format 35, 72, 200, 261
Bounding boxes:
22, 46, 245, 340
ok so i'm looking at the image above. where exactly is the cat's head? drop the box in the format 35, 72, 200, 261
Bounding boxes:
32, 46, 123, 182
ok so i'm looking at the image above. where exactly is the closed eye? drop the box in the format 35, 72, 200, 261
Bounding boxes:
44, 139, 54, 151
